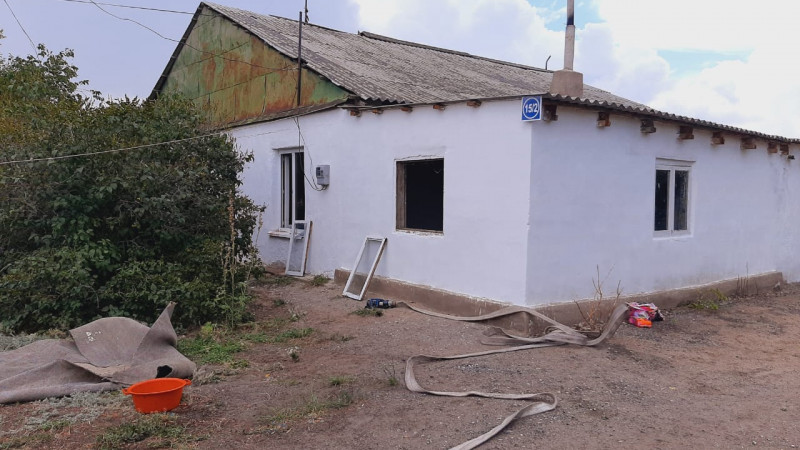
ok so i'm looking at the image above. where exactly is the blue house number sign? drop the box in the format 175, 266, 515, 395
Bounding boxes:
521, 96, 542, 121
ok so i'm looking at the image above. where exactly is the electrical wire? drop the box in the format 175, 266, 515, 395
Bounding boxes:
84, 0, 293, 73
59, 0, 205, 15
174, 41, 248, 71
289, 14, 326, 192
3, 0, 37, 52
87, 0, 176, 42
293, 116, 326, 191
0, 129, 287, 166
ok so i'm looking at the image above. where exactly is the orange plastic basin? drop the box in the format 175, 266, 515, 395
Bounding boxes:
122, 378, 191, 413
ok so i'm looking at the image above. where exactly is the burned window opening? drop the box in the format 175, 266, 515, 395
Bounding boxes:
396, 159, 444, 232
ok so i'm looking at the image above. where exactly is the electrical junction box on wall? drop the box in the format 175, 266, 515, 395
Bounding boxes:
315, 165, 330, 186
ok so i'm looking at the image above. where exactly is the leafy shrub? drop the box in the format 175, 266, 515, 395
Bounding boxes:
0, 44, 261, 332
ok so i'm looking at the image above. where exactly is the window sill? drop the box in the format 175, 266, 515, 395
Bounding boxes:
653, 231, 692, 240
268, 229, 292, 239
395, 228, 444, 237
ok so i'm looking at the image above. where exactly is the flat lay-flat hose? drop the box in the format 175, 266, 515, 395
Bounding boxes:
399, 302, 629, 450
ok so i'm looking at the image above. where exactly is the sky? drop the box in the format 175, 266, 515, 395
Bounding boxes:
1, 0, 798, 137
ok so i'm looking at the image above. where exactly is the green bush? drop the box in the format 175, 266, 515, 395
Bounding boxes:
0, 43, 261, 332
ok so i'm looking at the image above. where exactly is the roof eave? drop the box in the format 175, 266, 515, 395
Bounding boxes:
342, 94, 800, 144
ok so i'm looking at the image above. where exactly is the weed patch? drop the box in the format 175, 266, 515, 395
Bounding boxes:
271, 327, 314, 343
240, 318, 312, 346
575, 265, 622, 332
263, 275, 295, 287
241, 331, 269, 343
327, 333, 354, 342
382, 364, 399, 387
11, 390, 129, 437
310, 275, 330, 286
0, 432, 52, 449
328, 375, 355, 386
288, 306, 305, 322
264, 317, 290, 330
688, 288, 728, 311
178, 329, 244, 365
353, 309, 383, 317
95, 414, 192, 450
37, 419, 70, 432
261, 390, 354, 427
688, 299, 720, 311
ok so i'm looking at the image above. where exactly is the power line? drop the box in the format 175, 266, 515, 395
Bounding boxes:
87, 0, 177, 43
293, 116, 325, 191
84, 0, 294, 73
3, 0, 37, 52
0, 130, 287, 166
59, 0, 203, 15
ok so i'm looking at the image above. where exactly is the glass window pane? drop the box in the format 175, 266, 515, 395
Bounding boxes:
654, 169, 669, 231
294, 152, 305, 221
281, 154, 292, 227
674, 170, 689, 231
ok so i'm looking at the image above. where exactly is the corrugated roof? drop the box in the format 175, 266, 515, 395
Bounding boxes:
202, 2, 646, 108
154, 2, 797, 143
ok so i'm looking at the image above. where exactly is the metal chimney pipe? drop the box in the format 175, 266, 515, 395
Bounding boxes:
564, 0, 575, 71
549, 0, 583, 97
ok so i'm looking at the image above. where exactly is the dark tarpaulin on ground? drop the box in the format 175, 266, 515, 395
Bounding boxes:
0, 303, 195, 404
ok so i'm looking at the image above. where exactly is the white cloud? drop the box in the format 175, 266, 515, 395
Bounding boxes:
586, 0, 800, 136
593, 0, 800, 53
350, 0, 564, 70
650, 50, 800, 135
576, 22, 671, 104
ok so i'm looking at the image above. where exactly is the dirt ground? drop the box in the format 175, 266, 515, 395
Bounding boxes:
2, 277, 800, 449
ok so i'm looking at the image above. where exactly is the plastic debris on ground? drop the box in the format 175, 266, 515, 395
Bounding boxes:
365, 298, 396, 309
626, 302, 664, 328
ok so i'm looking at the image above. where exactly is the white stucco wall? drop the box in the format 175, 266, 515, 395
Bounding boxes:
526, 107, 799, 304
236, 101, 799, 307
235, 99, 534, 304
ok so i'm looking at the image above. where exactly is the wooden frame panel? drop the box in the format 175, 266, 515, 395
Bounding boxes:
396, 162, 407, 230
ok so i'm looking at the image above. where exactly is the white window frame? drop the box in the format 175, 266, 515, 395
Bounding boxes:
278, 148, 305, 231
285, 220, 312, 276
343, 236, 387, 300
654, 159, 693, 237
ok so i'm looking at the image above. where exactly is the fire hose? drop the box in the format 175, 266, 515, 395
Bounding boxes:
398, 302, 630, 450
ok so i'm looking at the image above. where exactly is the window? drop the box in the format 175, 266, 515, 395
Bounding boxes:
396, 159, 444, 232
281, 150, 305, 228
654, 160, 691, 235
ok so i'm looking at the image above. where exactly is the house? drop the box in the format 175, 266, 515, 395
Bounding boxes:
151, 2, 799, 310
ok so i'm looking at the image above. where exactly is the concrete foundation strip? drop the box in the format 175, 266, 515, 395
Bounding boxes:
398, 302, 629, 450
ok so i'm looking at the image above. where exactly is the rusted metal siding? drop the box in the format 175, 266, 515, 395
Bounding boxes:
160, 6, 349, 126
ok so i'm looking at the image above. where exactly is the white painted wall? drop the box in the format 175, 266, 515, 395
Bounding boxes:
236, 101, 800, 307
235, 99, 534, 304
526, 107, 799, 304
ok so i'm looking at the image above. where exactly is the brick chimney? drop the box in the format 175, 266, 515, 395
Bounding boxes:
549, 0, 583, 98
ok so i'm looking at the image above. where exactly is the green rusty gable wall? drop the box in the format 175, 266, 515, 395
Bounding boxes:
160, 6, 349, 126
